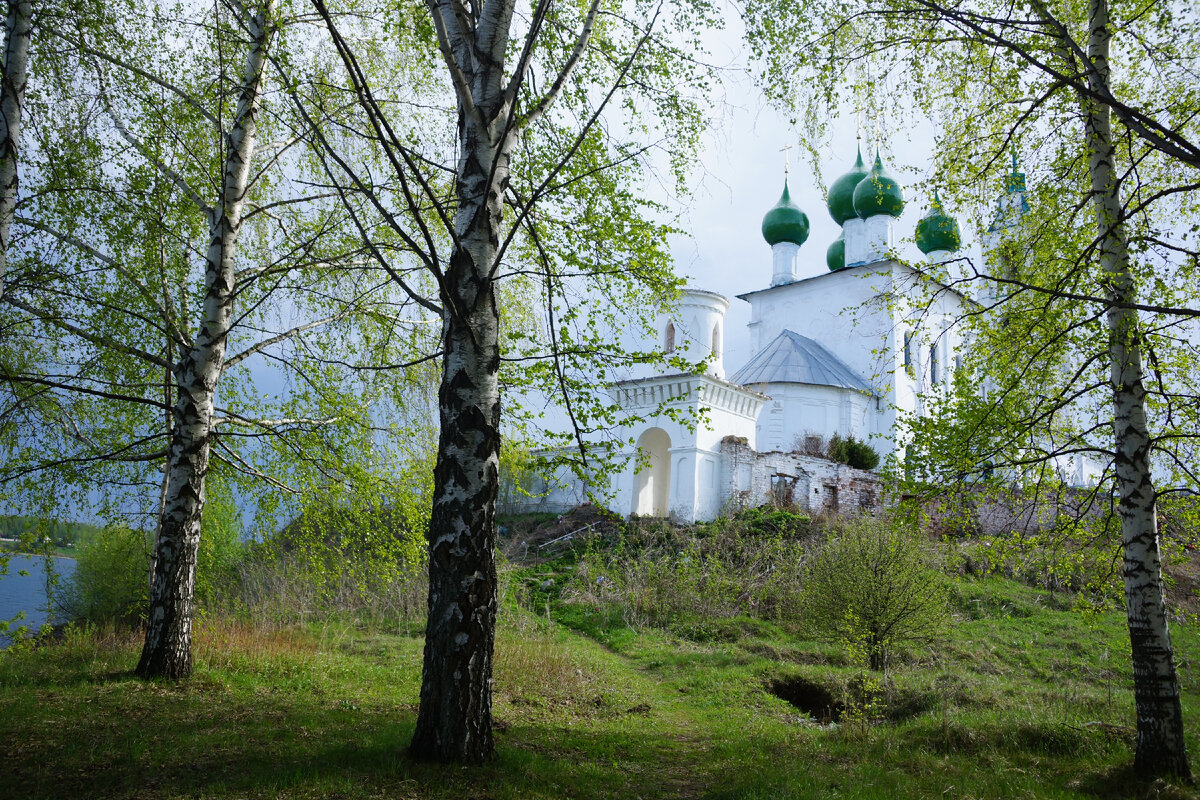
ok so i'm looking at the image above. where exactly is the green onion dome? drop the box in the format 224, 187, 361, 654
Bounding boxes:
761, 181, 810, 247
915, 190, 962, 254
826, 147, 869, 225
852, 151, 906, 219
827, 232, 846, 271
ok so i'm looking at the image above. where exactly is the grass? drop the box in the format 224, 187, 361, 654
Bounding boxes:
1, 574, 1198, 798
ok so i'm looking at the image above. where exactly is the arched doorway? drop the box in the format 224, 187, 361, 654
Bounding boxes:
633, 427, 671, 517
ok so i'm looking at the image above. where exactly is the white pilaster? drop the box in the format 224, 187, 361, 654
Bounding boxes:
843, 217, 866, 266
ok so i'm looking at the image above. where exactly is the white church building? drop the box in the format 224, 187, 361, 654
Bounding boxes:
519, 147, 1062, 522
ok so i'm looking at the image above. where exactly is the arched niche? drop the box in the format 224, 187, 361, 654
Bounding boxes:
632, 427, 671, 517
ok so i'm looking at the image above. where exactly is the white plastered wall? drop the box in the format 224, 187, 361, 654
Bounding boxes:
752, 383, 874, 453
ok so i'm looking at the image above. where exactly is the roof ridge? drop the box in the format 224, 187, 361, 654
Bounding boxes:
730, 329, 875, 394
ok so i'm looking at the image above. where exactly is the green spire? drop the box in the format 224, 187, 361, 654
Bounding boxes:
762, 180, 810, 247
915, 188, 962, 254
852, 150, 906, 218
826, 232, 846, 271
826, 146, 869, 225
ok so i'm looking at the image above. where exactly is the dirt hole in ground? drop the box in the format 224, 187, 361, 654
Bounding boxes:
769, 677, 844, 722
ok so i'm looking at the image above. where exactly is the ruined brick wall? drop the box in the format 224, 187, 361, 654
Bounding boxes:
719, 436, 884, 516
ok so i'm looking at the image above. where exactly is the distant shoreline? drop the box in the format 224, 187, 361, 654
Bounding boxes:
0, 543, 77, 561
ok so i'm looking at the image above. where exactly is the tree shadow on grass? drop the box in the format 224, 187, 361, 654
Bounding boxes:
7, 699, 1197, 800
1073, 764, 1197, 800
0, 694, 742, 800
3, 645, 1196, 800
2, 702, 460, 800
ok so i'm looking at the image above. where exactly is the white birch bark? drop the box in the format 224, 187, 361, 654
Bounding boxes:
0, 0, 31, 301
409, 0, 514, 761
1082, 0, 1191, 778
136, 0, 276, 679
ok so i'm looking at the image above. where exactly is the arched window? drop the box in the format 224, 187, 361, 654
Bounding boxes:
711, 322, 721, 355
903, 331, 914, 375
664, 321, 676, 353
929, 342, 940, 385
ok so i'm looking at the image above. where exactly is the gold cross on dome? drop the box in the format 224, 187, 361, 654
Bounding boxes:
780, 143, 792, 177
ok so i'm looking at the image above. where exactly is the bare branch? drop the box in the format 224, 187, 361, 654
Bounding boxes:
223, 312, 349, 369
514, 0, 602, 129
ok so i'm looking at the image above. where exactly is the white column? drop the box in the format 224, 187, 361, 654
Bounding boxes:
771, 241, 800, 286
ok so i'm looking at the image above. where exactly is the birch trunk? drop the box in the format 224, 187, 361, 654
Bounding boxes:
136, 0, 275, 680
409, 0, 517, 762
409, 242, 503, 761
0, 0, 31, 301
1083, 0, 1190, 778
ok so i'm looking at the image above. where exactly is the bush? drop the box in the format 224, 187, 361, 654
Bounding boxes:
60, 526, 151, 625
62, 477, 247, 626
732, 507, 811, 537
826, 433, 880, 470
800, 518, 948, 671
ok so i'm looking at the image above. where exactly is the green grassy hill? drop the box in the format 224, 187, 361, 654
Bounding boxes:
3, 508, 1198, 798
0, 570, 1196, 799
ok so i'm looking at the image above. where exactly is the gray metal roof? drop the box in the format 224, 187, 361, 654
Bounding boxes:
730, 330, 875, 394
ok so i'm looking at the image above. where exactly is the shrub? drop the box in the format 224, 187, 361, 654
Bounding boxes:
732, 507, 811, 538
800, 518, 948, 671
846, 440, 880, 470
60, 525, 151, 625
62, 477, 247, 626
826, 433, 880, 470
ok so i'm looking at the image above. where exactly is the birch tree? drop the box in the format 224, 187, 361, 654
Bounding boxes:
121, 0, 279, 678
0, 0, 30, 301
298, 0, 717, 762
1, 0, 435, 678
744, 0, 1199, 778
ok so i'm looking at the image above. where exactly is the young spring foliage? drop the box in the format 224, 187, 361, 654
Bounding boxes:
801, 518, 948, 673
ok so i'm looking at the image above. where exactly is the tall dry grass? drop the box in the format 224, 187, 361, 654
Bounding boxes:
222, 549, 428, 634
493, 609, 605, 710
563, 513, 814, 632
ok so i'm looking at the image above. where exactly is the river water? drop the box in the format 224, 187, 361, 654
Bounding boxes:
0, 553, 76, 647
